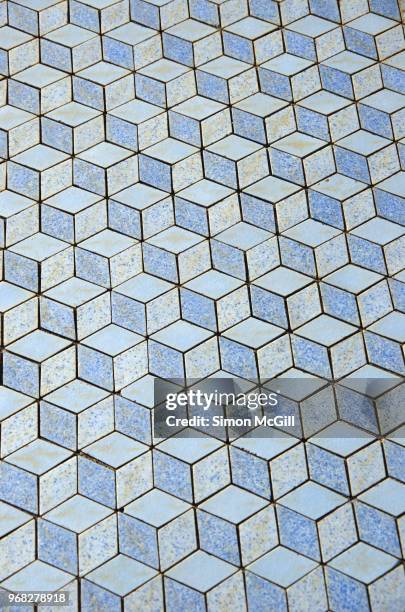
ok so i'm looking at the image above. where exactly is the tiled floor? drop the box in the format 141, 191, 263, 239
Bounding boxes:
0, 0, 404, 610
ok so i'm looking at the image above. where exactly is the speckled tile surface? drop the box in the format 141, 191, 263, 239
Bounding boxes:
0, 0, 404, 610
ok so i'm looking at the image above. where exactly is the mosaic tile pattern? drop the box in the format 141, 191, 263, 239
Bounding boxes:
0, 0, 405, 610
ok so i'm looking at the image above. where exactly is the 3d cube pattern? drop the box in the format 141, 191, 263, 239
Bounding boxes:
0, 0, 404, 610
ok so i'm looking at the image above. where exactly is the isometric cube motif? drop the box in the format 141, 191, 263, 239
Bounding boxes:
79, 431, 152, 508
149, 319, 219, 381
259, 52, 320, 101
41, 23, 102, 72
38, 494, 117, 575
276, 480, 350, 561
296, 90, 359, 141
40, 378, 114, 450
309, 173, 373, 230
42, 101, 104, 154
163, 18, 221, 67
326, 542, 400, 612
73, 60, 134, 111
181, 269, 249, 332
197, 484, 277, 565
321, 264, 392, 327
41, 276, 110, 341
284, 14, 344, 62
0, 25, 39, 76
269, 131, 335, 186
358, 89, 405, 140
280, 218, 348, 277
112, 272, 179, 334
8, 1, 68, 37
223, 16, 283, 64
212, 221, 279, 281
81, 553, 163, 610
0, 438, 76, 514
165, 550, 244, 611
154, 430, 230, 503
355, 478, 405, 557
232, 92, 296, 145
169, 95, 231, 147
241, 175, 306, 232
307, 421, 385, 496
196, 54, 258, 104
75, 228, 142, 288
343, 13, 404, 60
8, 62, 71, 114
320, 50, 382, 100
119, 488, 196, 570
108, 182, 173, 239
348, 217, 404, 275
139, 137, 202, 192
5, 232, 73, 292
246, 546, 328, 611
230, 427, 307, 500
107, 98, 167, 151
292, 313, 366, 378
220, 316, 290, 380
136, 57, 196, 107
8, 144, 72, 200
103, 21, 162, 71
204, 134, 269, 189
335, 129, 400, 185
74, 141, 137, 196
251, 266, 321, 329
78, 323, 148, 390
70, 0, 129, 34
143, 225, 210, 283
175, 179, 239, 236
3, 329, 76, 397
41, 186, 107, 244
0, 0, 404, 609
